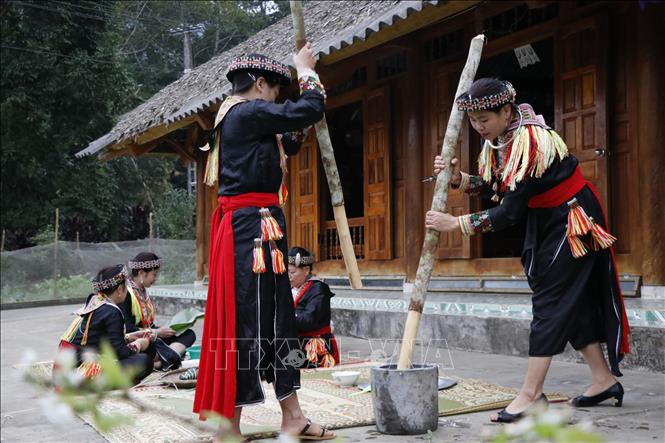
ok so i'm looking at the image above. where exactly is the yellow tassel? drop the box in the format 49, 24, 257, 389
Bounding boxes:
589, 217, 617, 250
260, 208, 283, 241
60, 316, 83, 342
270, 241, 286, 274
567, 198, 593, 237
203, 134, 220, 187
320, 353, 336, 368
252, 239, 266, 274
278, 181, 288, 207
568, 235, 588, 258
77, 360, 102, 379
478, 143, 494, 183
304, 338, 326, 364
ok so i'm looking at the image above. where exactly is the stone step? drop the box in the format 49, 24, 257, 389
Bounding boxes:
148, 285, 664, 373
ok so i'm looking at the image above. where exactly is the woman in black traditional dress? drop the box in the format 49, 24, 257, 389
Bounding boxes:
59, 265, 153, 383
193, 43, 335, 441
288, 247, 339, 368
426, 78, 630, 423
121, 252, 196, 371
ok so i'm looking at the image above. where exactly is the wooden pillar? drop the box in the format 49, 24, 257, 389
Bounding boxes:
636, 4, 665, 285
403, 43, 424, 282
195, 150, 207, 281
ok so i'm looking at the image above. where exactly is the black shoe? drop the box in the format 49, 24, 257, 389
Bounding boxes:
491, 393, 548, 423
571, 382, 624, 407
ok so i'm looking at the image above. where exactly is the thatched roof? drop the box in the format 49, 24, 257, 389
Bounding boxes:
76, 0, 441, 158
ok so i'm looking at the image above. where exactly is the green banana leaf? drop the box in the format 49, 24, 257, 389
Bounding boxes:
168, 307, 204, 334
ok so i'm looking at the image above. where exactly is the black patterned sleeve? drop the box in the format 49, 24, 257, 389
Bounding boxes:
459, 179, 537, 235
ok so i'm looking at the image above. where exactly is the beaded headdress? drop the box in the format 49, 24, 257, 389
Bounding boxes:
226, 53, 292, 85
91, 266, 128, 292
456, 81, 516, 112
127, 258, 162, 270
288, 252, 314, 267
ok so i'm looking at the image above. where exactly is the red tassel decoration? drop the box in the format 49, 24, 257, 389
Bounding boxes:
278, 181, 288, 207
567, 198, 593, 237
305, 338, 326, 364
320, 353, 336, 368
77, 360, 102, 379
589, 217, 617, 250
260, 208, 283, 241
568, 235, 588, 258
252, 238, 266, 274
270, 241, 286, 274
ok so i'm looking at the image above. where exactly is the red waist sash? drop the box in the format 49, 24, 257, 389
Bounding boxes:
528, 166, 586, 208
299, 325, 340, 364
219, 192, 278, 212
193, 192, 278, 421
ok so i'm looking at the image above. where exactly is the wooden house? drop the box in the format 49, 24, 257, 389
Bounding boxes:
77, 0, 665, 291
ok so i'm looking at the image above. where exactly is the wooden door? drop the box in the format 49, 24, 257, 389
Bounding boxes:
292, 130, 320, 258
364, 86, 392, 260
424, 63, 471, 259
555, 14, 609, 209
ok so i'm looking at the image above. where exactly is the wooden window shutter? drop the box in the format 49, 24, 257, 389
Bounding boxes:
364, 86, 393, 260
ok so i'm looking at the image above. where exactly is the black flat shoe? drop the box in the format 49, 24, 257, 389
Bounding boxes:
571, 382, 624, 407
491, 393, 548, 423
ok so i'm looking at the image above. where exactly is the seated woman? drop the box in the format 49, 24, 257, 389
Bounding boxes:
59, 264, 153, 383
122, 252, 196, 371
288, 247, 339, 368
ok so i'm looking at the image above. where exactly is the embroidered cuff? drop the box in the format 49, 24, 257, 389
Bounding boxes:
299, 74, 327, 101
459, 210, 494, 236
466, 174, 485, 195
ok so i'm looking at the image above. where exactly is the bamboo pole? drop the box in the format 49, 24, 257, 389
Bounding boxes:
148, 212, 154, 252
1, 229, 5, 253
397, 34, 486, 370
52, 208, 60, 299
290, 0, 362, 289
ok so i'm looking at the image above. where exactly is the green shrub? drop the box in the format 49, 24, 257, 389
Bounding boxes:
154, 188, 195, 240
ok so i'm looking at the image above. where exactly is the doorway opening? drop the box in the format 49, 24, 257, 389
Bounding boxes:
320, 100, 365, 260
471, 38, 554, 258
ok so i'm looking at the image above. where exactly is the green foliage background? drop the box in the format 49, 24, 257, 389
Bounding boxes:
1, 0, 289, 249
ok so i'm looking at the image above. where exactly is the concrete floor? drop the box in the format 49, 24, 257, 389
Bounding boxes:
1, 304, 663, 443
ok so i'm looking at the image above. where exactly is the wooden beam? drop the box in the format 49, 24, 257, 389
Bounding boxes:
165, 138, 195, 162
319, 0, 481, 65
133, 114, 198, 146
194, 113, 214, 131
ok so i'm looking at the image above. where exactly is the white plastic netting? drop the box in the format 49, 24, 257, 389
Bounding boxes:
1, 239, 195, 304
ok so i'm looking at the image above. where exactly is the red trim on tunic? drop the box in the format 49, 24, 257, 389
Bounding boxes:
526, 167, 630, 355
193, 192, 278, 420
294, 283, 340, 365
293, 280, 313, 308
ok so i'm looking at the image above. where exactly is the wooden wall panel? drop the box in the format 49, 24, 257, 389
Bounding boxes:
555, 14, 609, 210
